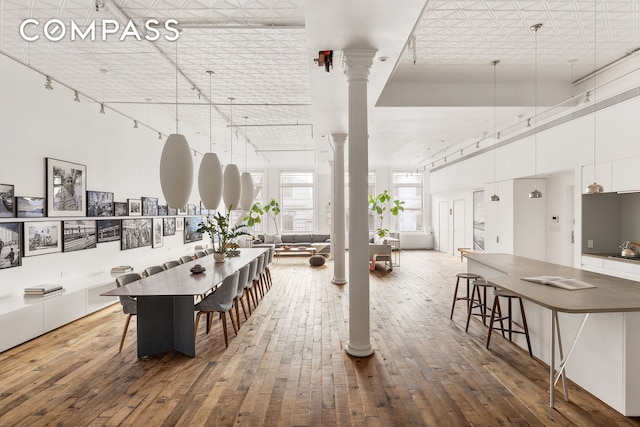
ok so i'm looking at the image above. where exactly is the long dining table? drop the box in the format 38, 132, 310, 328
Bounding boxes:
102, 248, 268, 358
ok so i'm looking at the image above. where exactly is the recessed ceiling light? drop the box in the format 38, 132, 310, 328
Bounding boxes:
378, 56, 388, 62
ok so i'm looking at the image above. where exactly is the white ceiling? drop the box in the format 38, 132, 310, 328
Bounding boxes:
1, 0, 638, 171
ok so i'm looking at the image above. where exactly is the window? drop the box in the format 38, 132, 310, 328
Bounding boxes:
280, 171, 314, 232
392, 172, 423, 232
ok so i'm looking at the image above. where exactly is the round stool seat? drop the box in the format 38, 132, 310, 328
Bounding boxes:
457, 273, 481, 279
493, 288, 519, 298
309, 254, 326, 266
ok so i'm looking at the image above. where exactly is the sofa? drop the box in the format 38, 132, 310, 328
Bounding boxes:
253, 233, 331, 256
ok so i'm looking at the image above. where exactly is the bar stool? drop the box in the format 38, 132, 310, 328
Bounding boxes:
464, 279, 494, 332
486, 288, 533, 358
450, 272, 482, 319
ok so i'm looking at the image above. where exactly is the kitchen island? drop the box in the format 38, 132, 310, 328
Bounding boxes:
465, 253, 640, 416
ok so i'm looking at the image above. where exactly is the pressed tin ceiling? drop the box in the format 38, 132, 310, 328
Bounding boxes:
0, 0, 638, 170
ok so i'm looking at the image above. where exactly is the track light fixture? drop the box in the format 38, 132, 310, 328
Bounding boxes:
99, 103, 105, 114
73, 90, 80, 102
158, 132, 162, 139
44, 76, 53, 90
133, 120, 138, 128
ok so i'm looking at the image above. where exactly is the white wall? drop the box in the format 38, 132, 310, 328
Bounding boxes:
0, 55, 207, 291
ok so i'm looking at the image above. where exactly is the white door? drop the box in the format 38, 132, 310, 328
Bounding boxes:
453, 199, 465, 255
438, 201, 449, 253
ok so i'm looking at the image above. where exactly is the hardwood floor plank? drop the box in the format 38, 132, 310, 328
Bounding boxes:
0, 251, 638, 426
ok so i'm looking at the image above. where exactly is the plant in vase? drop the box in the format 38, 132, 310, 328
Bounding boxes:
368, 190, 405, 238
243, 198, 281, 237
198, 206, 248, 262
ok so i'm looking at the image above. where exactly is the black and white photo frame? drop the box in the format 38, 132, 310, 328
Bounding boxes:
46, 158, 86, 217
97, 219, 121, 243
0, 222, 22, 269
127, 198, 141, 216
153, 218, 163, 248
142, 196, 158, 216
62, 220, 97, 252
114, 202, 128, 217
16, 196, 45, 218
163, 217, 176, 236
184, 216, 203, 243
121, 218, 152, 250
87, 190, 114, 217
0, 184, 15, 217
23, 221, 61, 257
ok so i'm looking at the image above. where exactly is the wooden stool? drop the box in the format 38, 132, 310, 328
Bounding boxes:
465, 279, 494, 331
486, 289, 533, 358
450, 273, 482, 320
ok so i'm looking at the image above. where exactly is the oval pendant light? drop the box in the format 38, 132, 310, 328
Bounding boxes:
160, 133, 193, 208
160, 41, 193, 209
239, 116, 255, 211
198, 70, 223, 210
223, 98, 241, 210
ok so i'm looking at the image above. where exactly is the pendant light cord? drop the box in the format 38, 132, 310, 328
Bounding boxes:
244, 116, 249, 172
228, 97, 234, 164
592, 0, 598, 179
492, 60, 499, 193
175, 40, 179, 134
532, 24, 541, 189
208, 71, 213, 153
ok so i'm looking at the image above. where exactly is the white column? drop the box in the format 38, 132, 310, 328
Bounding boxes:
332, 134, 347, 284
328, 159, 335, 260
343, 48, 376, 358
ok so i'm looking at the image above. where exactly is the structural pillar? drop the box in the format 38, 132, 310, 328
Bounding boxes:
343, 48, 376, 358
332, 134, 347, 285
328, 159, 335, 260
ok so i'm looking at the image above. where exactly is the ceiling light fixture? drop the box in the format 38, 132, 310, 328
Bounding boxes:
73, 90, 80, 102
44, 76, 53, 90
133, 120, 138, 128
99, 69, 107, 114
158, 132, 162, 139
490, 59, 500, 202
529, 23, 543, 199
159, 40, 193, 209
198, 70, 223, 210
585, 0, 604, 194
239, 116, 255, 212
222, 97, 241, 211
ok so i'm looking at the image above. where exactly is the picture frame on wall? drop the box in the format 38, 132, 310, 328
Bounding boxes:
184, 216, 203, 243
163, 217, 176, 236
142, 196, 158, 216
175, 217, 184, 232
168, 207, 178, 216
153, 218, 163, 248
16, 196, 45, 218
0, 222, 22, 269
128, 198, 141, 216
187, 204, 196, 216
177, 206, 187, 216
0, 184, 15, 217
114, 202, 128, 217
87, 190, 114, 217
121, 218, 152, 250
157, 204, 168, 216
46, 158, 86, 217
97, 219, 121, 243
23, 221, 61, 257
62, 220, 97, 252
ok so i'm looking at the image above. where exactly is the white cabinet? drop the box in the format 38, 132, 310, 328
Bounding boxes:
612, 157, 640, 193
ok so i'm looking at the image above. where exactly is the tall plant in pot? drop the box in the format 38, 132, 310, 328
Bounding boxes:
198, 206, 248, 262
244, 198, 281, 236
368, 190, 404, 238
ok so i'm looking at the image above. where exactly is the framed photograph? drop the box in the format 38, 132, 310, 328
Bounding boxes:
97, 219, 121, 243
184, 216, 203, 243
177, 206, 187, 216
158, 204, 168, 216
0, 222, 22, 269
46, 158, 86, 217
121, 218, 152, 250
114, 202, 128, 217
175, 217, 184, 232
87, 190, 114, 217
187, 204, 196, 216
62, 220, 97, 252
16, 196, 45, 218
153, 218, 163, 248
168, 207, 178, 216
163, 217, 176, 236
24, 221, 61, 257
142, 196, 158, 216
0, 184, 15, 217
128, 198, 141, 216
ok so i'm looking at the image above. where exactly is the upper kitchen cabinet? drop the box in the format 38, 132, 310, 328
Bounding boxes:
612, 156, 640, 193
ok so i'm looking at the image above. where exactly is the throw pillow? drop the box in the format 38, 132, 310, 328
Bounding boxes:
264, 233, 275, 244
274, 234, 283, 244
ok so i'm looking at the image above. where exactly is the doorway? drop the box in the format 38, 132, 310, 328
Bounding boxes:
453, 199, 465, 255
438, 201, 449, 254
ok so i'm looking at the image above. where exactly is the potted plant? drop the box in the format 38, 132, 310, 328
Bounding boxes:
198, 206, 248, 262
243, 198, 281, 236
368, 190, 405, 238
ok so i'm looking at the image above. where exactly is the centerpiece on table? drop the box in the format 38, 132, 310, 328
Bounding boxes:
197, 206, 249, 262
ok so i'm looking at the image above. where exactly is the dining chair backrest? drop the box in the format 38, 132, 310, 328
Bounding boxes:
195, 270, 239, 313
236, 264, 250, 299
246, 258, 258, 289
115, 273, 141, 314
145, 265, 164, 277
195, 251, 206, 258
205, 248, 215, 255
254, 254, 265, 281
179, 255, 194, 264
163, 260, 180, 270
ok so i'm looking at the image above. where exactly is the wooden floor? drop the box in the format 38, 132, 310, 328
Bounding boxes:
1, 250, 639, 426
